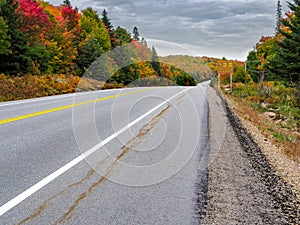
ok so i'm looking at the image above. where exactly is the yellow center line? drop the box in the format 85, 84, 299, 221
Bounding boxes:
0, 90, 146, 125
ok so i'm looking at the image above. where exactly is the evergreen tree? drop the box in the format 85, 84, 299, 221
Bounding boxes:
133, 26, 140, 41
151, 46, 161, 76
0, 0, 31, 75
276, 0, 283, 32
269, 0, 300, 86
0, 16, 10, 55
27, 43, 51, 75
246, 50, 260, 83
77, 35, 103, 76
63, 0, 71, 6
102, 9, 113, 32
102, 9, 117, 48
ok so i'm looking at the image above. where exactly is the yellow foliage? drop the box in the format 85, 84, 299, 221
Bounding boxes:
0, 74, 107, 102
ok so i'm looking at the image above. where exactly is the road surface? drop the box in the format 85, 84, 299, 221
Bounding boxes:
0, 84, 209, 225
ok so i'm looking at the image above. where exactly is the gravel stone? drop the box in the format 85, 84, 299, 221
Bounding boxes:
202, 87, 300, 224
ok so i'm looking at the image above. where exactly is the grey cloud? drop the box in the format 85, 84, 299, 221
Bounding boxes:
48, 0, 281, 59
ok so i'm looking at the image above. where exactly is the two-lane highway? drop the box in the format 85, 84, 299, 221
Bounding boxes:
0, 84, 209, 224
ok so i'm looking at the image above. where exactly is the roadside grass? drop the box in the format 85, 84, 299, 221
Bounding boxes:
223, 82, 300, 162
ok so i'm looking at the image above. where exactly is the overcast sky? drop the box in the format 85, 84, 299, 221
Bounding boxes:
48, 0, 287, 60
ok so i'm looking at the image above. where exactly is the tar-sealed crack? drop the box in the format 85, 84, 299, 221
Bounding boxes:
53, 104, 171, 224
193, 167, 208, 224
192, 93, 209, 225
18, 104, 171, 225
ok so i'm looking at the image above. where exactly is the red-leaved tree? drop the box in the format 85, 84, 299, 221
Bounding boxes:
17, 0, 53, 42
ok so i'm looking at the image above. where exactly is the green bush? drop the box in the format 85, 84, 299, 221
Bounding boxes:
232, 84, 258, 98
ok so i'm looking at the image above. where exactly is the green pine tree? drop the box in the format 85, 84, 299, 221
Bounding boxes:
0, 0, 31, 75
276, 0, 283, 32
63, 0, 71, 6
102, 9, 113, 32
0, 16, 10, 55
151, 46, 161, 76
269, 0, 300, 86
133, 27, 140, 41
102, 9, 117, 48
246, 50, 260, 83
27, 44, 51, 75
77, 35, 103, 76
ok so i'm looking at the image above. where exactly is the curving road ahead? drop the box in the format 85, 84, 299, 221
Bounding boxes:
0, 83, 209, 225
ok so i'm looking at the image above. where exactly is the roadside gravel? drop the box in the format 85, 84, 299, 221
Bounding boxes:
225, 96, 300, 202
203, 87, 300, 224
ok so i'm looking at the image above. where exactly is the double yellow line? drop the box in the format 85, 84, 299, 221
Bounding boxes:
0, 90, 144, 125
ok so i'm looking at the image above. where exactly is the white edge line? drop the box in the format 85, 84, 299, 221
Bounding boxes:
0, 87, 175, 107
0, 89, 120, 107
0, 87, 191, 217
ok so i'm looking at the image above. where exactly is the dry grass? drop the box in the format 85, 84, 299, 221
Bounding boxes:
225, 94, 300, 163
0, 74, 125, 102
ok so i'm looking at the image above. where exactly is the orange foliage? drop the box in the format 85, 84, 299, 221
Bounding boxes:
43, 4, 62, 18
131, 40, 149, 60
0, 74, 81, 101
135, 62, 156, 78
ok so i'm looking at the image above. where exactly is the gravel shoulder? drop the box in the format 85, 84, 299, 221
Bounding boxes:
203, 87, 300, 224
225, 95, 300, 202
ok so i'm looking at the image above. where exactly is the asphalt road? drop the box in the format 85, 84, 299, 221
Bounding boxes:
0, 83, 209, 225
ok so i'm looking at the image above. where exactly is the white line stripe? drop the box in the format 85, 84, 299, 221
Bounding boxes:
0, 87, 191, 217
0, 87, 177, 107
0, 89, 121, 107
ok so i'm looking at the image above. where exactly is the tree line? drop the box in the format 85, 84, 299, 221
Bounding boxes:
0, 0, 196, 86
246, 0, 300, 87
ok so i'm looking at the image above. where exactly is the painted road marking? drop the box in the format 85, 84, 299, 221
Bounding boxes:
0, 87, 157, 107
0, 87, 191, 217
0, 90, 144, 125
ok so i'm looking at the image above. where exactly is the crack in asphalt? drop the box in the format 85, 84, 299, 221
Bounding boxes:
18, 100, 173, 225
54, 104, 171, 224
17, 156, 112, 225
17, 103, 172, 224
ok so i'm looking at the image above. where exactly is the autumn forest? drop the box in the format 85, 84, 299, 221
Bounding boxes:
0, 0, 299, 101
0, 0, 207, 101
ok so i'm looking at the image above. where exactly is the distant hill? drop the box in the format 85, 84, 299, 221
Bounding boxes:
160, 55, 245, 81
159, 55, 212, 82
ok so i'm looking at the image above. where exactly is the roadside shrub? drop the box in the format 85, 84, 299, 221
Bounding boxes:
0, 74, 134, 102
258, 82, 274, 98
232, 83, 258, 98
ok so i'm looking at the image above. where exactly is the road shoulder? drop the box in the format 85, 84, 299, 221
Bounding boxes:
203, 87, 300, 224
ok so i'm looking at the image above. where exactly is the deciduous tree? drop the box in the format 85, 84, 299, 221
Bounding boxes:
17, 0, 53, 42
115, 26, 132, 46
80, 8, 111, 52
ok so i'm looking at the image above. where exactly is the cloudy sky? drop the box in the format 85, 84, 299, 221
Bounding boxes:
48, 0, 287, 60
